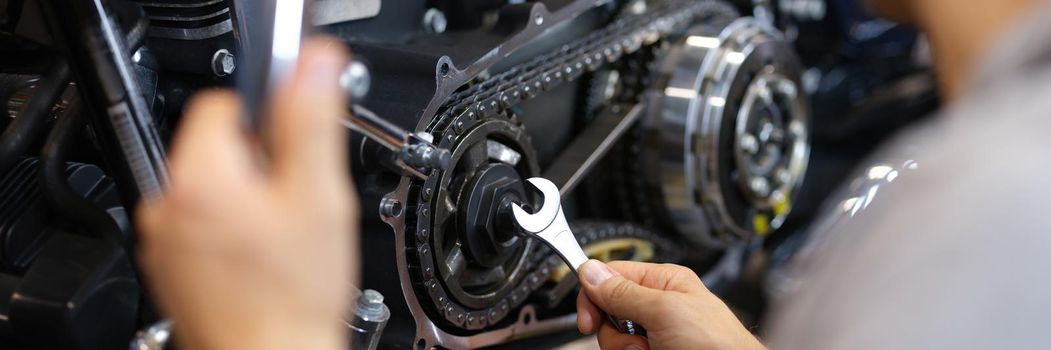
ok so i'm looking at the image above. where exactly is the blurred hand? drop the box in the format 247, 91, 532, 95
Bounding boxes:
136, 39, 357, 350
576, 260, 765, 350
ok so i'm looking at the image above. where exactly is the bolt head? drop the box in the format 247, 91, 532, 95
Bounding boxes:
362, 289, 384, 305
340, 60, 371, 101
211, 49, 235, 77
423, 8, 447, 33
750, 177, 771, 197
740, 134, 760, 154
777, 168, 792, 184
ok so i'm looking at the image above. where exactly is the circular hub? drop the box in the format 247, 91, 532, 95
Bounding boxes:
735, 71, 807, 209
457, 163, 527, 268
643, 17, 810, 246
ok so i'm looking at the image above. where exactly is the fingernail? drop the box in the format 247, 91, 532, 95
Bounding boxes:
580, 260, 616, 287
577, 311, 593, 334
625, 345, 645, 350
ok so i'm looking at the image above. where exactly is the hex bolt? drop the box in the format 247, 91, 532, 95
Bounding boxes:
340, 59, 371, 102
211, 49, 235, 77
423, 8, 447, 34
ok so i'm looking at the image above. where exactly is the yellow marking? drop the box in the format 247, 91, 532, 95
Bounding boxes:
549, 238, 655, 281
753, 213, 771, 236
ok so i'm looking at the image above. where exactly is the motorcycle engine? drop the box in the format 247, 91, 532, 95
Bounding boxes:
0, 0, 936, 348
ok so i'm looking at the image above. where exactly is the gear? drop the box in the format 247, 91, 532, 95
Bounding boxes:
407, 111, 542, 332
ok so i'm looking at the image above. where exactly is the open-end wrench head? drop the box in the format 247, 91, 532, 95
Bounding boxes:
510, 177, 562, 234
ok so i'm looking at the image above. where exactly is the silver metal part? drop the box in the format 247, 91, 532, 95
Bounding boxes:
313, 0, 381, 25
234, 0, 312, 129
510, 178, 646, 337
511, 178, 589, 272
379, 196, 403, 218
129, 320, 172, 350
543, 104, 645, 196
487, 140, 522, 166
401, 140, 452, 171
344, 103, 450, 178
349, 289, 390, 350
645, 16, 809, 246
340, 60, 371, 101
211, 49, 236, 77
423, 8, 448, 34
342, 105, 410, 151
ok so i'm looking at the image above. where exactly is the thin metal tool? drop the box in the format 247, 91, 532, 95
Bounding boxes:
542, 103, 645, 196
235, 0, 449, 178
511, 178, 647, 337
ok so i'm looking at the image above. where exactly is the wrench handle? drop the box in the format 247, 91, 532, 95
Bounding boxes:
546, 231, 647, 337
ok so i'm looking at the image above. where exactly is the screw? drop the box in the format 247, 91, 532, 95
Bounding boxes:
340, 60, 371, 101
777, 168, 792, 184
356, 289, 386, 317
211, 49, 235, 77
740, 134, 760, 154
750, 177, 771, 197
423, 8, 447, 34
759, 121, 776, 142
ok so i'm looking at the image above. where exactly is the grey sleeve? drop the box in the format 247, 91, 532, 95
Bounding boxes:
764, 82, 1051, 350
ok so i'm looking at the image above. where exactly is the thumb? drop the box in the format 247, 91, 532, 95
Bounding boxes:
578, 260, 666, 327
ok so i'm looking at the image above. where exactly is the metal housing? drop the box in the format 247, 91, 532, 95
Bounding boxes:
643, 16, 810, 247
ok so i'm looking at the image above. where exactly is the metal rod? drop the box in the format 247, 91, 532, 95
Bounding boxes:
542, 103, 646, 195
344, 104, 410, 152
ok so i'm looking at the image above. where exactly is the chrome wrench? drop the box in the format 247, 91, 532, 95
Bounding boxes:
511, 177, 647, 337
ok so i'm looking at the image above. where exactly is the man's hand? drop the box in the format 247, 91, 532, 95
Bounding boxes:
136, 40, 356, 350
577, 260, 765, 350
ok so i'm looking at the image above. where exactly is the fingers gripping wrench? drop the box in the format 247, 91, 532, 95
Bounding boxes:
511, 178, 647, 337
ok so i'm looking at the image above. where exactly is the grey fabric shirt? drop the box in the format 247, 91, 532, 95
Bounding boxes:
766, 5, 1051, 349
